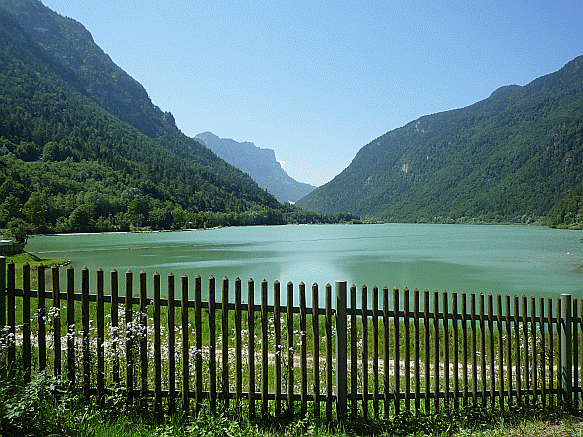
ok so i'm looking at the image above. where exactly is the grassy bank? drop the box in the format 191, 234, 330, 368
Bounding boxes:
3, 251, 69, 289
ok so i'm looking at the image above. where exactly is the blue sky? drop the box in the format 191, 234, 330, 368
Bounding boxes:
41, 0, 583, 186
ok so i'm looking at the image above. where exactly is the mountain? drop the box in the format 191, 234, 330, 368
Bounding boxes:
0, 0, 351, 232
297, 56, 583, 225
195, 132, 316, 203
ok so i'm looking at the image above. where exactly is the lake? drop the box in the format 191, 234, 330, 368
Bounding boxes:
25, 224, 582, 304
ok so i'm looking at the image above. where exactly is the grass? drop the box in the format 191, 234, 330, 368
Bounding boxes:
3, 251, 69, 289
1, 367, 582, 437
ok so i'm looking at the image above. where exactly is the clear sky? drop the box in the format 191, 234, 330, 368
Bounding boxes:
41, 0, 583, 187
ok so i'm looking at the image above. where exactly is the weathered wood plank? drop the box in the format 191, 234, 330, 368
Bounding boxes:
248, 278, 256, 419
300, 282, 308, 417
111, 270, 119, 386
274, 280, 282, 416
221, 276, 229, 408
373, 285, 380, 418
37, 264, 46, 373
83, 267, 91, 399
287, 281, 294, 415
362, 284, 369, 417
261, 279, 269, 416
312, 283, 320, 419
195, 275, 203, 413
153, 272, 162, 411
351, 284, 358, 417
22, 263, 31, 384
140, 270, 148, 407
97, 269, 105, 404
181, 274, 189, 411
67, 266, 76, 389
168, 273, 176, 407
208, 276, 217, 413
326, 283, 333, 422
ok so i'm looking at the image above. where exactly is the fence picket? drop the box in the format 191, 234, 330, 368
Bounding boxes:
126, 270, 134, 405
452, 291, 459, 411
351, 284, 357, 417
312, 283, 321, 419
571, 298, 578, 409
548, 297, 555, 406
140, 270, 148, 407
37, 264, 46, 373
6, 262, 15, 372
181, 274, 189, 411
287, 282, 294, 415
539, 296, 546, 407
274, 280, 282, 416
67, 266, 75, 389
0, 257, 4, 330
221, 277, 229, 408
488, 294, 494, 408
522, 296, 529, 402
505, 294, 512, 406
433, 289, 439, 412
111, 270, 119, 386
261, 279, 268, 416
496, 294, 504, 409
461, 292, 468, 407
208, 276, 216, 413
235, 278, 242, 407
248, 279, 255, 419
404, 288, 410, 413
300, 282, 308, 417
373, 285, 380, 418
443, 291, 450, 409
413, 288, 420, 415
471, 292, 477, 406
383, 286, 390, 418
394, 287, 401, 416
22, 263, 30, 384
531, 296, 538, 404
97, 269, 105, 403
479, 293, 486, 406
82, 267, 90, 399
168, 273, 176, 407
423, 289, 430, 413
153, 272, 162, 411
361, 284, 369, 417
195, 275, 203, 414
514, 295, 521, 404
325, 283, 333, 422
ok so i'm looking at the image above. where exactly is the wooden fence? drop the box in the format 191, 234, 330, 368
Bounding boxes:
0, 243, 24, 256
1, 258, 582, 421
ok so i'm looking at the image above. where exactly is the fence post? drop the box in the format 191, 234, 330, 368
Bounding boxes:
0, 256, 5, 329
560, 293, 572, 408
335, 280, 347, 420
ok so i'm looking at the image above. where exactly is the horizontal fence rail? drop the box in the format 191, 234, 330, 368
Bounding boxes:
1, 258, 582, 421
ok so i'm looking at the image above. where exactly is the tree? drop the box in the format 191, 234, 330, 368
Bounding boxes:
4, 218, 36, 245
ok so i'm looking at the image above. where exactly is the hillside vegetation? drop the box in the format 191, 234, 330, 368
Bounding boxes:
297, 57, 583, 226
0, 0, 356, 233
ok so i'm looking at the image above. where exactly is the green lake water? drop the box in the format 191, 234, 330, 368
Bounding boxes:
25, 224, 582, 304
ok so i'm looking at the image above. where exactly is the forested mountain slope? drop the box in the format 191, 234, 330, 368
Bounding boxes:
0, 0, 352, 232
296, 57, 583, 224
196, 132, 316, 203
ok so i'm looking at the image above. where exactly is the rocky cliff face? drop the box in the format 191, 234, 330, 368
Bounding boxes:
196, 132, 316, 203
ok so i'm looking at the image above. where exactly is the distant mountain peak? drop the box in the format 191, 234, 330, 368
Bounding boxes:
196, 132, 315, 203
